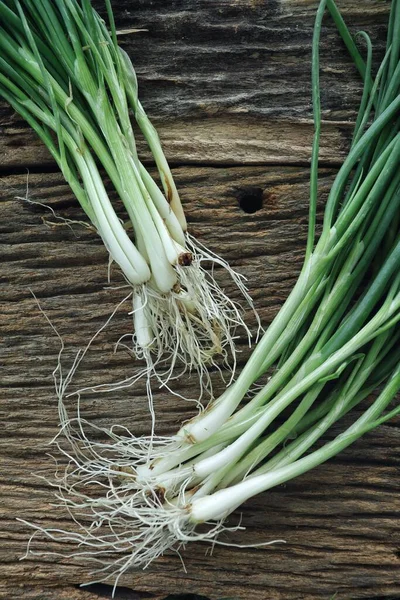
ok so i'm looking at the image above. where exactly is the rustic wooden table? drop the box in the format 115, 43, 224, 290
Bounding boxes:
1, 1, 399, 599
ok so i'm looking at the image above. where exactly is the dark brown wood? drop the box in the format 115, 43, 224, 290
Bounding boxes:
0, 0, 390, 169
1, 1, 399, 599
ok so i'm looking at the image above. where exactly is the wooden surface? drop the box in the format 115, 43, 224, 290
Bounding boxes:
1, 1, 399, 599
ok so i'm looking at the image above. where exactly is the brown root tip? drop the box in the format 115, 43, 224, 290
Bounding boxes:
156, 487, 166, 503
146, 486, 166, 504
185, 432, 197, 444
113, 465, 136, 480
178, 252, 193, 267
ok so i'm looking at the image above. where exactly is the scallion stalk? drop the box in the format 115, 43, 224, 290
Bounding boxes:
0, 0, 259, 390
20, 0, 400, 591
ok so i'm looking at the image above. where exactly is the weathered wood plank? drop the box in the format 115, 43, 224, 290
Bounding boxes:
1, 166, 399, 600
1, 0, 399, 598
0, 0, 389, 169
0, 114, 351, 170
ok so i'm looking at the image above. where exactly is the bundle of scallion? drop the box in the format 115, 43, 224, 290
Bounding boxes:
0, 0, 257, 388
22, 0, 400, 591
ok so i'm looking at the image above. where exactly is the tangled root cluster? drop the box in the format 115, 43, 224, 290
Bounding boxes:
124, 233, 260, 398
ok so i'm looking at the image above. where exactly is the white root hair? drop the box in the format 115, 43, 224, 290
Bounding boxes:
116, 232, 262, 399
22, 413, 283, 597
19, 193, 270, 593
16, 174, 95, 234
80, 231, 262, 405
20, 306, 281, 594
21, 184, 260, 399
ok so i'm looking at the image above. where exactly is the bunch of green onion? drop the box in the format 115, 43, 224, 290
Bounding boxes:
0, 0, 257, 388
19, 0, 400, 592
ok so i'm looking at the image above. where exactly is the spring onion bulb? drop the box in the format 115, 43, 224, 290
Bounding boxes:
21, 0, 400, 592
0, 0, 258, 388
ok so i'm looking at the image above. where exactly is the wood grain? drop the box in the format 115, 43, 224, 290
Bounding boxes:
1, 0, 399, 599
0, 0, 389, 169
1, 167, 400, 600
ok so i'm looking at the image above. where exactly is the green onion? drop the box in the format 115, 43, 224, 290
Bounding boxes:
0, 0, 259, 389
20, 0, 400, 591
